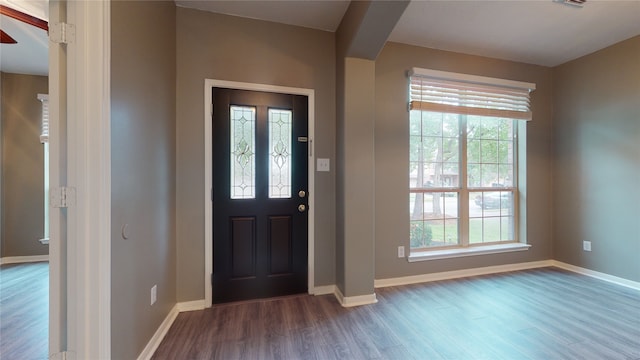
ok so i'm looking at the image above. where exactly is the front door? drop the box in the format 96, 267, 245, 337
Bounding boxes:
212, 88, 308, 304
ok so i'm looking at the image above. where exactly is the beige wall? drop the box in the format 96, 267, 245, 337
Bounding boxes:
110, 2, 176, 359
0, 72, 49, 258
374, 42, 554, 279
176, 8, 336, 301
553, 36, 640, 282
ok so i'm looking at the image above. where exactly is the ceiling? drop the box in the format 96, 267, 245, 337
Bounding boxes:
177, 0, 640, 67
2, 0, 639, 76
0, 0, 49, 76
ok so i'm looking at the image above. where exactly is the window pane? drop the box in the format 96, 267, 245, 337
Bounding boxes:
469, 218, 483, 244
409, 191, 459, 249
409, 111, 460, 190
268, 109, 292, 198
470, 191, 514, 244
499, 118, 513, 140
442, 114, 459, 138
481, 140, 498, 163
230, 106, 256, 199
481, 164, 498, 187
501, 216, 514, 241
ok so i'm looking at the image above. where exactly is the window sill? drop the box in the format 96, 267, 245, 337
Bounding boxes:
39, 238, 49, 245
408, 243, 531, 262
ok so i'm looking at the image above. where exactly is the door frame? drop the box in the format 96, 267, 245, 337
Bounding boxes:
204, 79, 315, 306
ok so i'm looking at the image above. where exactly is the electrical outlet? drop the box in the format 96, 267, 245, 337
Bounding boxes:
398, 246, 405, 258
151, 285, 157, 305
583, 241, 592, 252
317, 158, 330, 172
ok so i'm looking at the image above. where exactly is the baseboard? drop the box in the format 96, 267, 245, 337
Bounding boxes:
136, 304, 179, 360
311, 284, 336, 296
0, 254, 49, 265
374, 260, 554, 288
334, 286, 378, 307
176, 299, 206, 312
551, 260, 640, 291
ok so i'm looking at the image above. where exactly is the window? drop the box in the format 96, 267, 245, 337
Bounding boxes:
38, 94, 49, 244
408, 68, 535, 255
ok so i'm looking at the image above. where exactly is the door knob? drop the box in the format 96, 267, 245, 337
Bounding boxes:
298, 190, 306, 198
298, 204, 306, 212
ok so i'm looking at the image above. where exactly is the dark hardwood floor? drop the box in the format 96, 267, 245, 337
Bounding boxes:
153, 267, 640, 360
0, 262, 49, 360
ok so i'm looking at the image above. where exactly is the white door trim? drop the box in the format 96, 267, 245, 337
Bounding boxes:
63, 1, 111, 359
204, 79, 315, 307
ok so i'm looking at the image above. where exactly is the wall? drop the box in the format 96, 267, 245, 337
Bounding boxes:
110, 2, 176, 359
374, 42, 554, 279
176, 8, 336, 301
0, 72, 49, 258
553, 36, 640, 282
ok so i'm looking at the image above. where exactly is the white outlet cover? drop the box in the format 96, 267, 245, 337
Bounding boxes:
317, 158, 330, 172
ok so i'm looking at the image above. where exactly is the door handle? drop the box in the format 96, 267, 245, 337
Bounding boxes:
298, 204, 306, 213
298, 190, 306, 198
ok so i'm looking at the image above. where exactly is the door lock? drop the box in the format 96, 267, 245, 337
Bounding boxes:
298, 204, 306, 212
298, 190, 306, 198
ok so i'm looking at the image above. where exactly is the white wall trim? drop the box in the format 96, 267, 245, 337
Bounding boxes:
66, 1, 111, 358
204, 79, 315, 308
552, 261, 640, 291
0, 255, 49, 265
136, 305, 179, 360
334, 286, 378, 307
176, 300, 206, 312
136, 300, 206, 360
375, 260, 554, 288
311, 285, 336, 296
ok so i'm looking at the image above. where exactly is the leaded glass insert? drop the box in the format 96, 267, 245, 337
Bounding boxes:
268, 109, 292, 198
230, 106, 256, 199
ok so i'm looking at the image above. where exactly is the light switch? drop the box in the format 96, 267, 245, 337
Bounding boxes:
317, 158, 330, 172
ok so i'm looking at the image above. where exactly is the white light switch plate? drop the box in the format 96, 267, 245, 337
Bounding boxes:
317, 158, 330, 172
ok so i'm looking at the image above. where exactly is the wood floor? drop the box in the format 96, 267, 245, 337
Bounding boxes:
153, 267, 640, 360
0, 262, 49, 360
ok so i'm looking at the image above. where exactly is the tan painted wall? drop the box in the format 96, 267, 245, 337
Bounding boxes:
553, 36, 640, 282
374, 42, 554, 279
110, 2, 176, 359
0, 72, 49, 258
176, 8, 336, 301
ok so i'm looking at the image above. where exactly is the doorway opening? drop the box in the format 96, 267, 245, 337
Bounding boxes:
204, 80, 315, 306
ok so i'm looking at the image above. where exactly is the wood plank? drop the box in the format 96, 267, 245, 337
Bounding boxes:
0, 262, 49, 360
152, 267, 640, 360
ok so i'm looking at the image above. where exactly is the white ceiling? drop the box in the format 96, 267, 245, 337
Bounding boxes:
389, 0, 640, 67
178, 0, 640, 67
3, 0, 639, 76
0, 0, 49, 76
175, 0, 351, 32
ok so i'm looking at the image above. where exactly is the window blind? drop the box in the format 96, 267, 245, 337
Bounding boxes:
38, 94, 49, 143
409, 68, 536, 121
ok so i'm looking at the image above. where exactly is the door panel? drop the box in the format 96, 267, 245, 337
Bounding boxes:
212, 88, 308, 304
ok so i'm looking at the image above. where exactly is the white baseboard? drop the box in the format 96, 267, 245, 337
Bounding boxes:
334, 286, 378, 307
0, 254, 49, 265
551, 260, 640, 291
311, 284, 336, 296
374, 260, 554, 288
176, 299, 206, 312
136, 304, 179, 360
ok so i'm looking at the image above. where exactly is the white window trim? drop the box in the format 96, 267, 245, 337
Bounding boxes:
408, 68, 534, 256
409, 242, 531, 262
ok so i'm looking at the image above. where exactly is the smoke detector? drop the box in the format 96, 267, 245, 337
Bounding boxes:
553, 0, 586, 8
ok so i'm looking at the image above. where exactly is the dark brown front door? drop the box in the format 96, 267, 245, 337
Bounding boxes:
212, 88, 308, 304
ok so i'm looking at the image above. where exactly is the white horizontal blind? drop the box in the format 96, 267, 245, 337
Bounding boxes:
38, 94, 49, 143
409, 68, 536, 121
